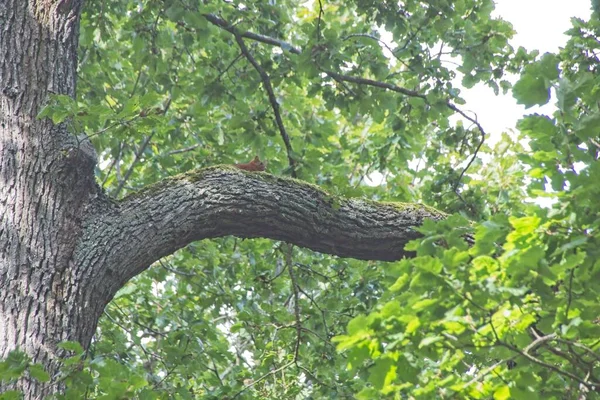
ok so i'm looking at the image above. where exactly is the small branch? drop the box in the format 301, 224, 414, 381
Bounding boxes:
214, 52, 244, 82
87, 115, 141, 140
129, 67, 144, 98
501, 337, 599, 390
445, 103, 486, 189
556, 339, 600, 364
325, 71, 486, 187
490, 321, 599, 391
323, 70, 426, 99
565, 268, 575, 321
158, 259, 196, 277
101, 141, 124, 187
316, 0, 324, 41
342, 33, 404, 66
463, 357, 513, 389
166, 144, 201, 155
296, 286, 330, 341
285, 244, 302, 361
114, 133, 154, 197
232, 31, 297, 177
203, 13, 301, 55
231, 361, 295, 399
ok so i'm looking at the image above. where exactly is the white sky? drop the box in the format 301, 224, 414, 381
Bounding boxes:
460, 0, 593, 139
367, 1, 593, 187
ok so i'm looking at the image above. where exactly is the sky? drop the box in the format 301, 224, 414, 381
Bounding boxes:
366, 0, 593, 187
459, 0, 593, 140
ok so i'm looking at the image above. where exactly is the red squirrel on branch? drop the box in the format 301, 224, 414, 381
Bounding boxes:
234, 156, 266, 172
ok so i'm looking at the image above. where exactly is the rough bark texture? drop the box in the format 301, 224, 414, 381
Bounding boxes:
0, 1, 445, 398
0, 0, 99, 397
76, 168, 445, 302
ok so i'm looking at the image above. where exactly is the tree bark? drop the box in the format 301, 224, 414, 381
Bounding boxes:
76, 168, 445, 300
0, 1, 445, 398
0, 0, 99, 397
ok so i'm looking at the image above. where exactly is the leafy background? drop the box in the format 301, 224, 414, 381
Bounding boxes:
2, 0, 600, 399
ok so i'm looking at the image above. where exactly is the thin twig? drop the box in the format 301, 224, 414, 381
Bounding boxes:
316, 0, 324, 41
159, 259, 196, 277
463, 358, 512, 389
231, 361, 295, 399
285, 244, 302, 361
166, 144, 201, 155
445, 103, 486, 189
114, 133, 154, 197
491, 319, 599, 390
555, 338, 600, 363
87, 115, 141, 140
203, 13, 301, 54
101, 141, 123, 187
215, 52, 244, 82
501, 338, 599, 389
565, 268, 575, 321
232, 31, 297, 176
323, 70, 426, 98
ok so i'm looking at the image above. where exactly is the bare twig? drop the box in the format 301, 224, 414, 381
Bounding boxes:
297, 286, 330, 340
203, 13, 301, 54
445, 103, 486, 189
316, 0, 324, 41
555, 338, 600, 363
502, 337, 600, 389
285, 244, 302, 361
101, 141, 123, 187
215, 52, 244, 82
159, 259, 196, 277
232, 31, 297, 176
166, 144, 201, 155
565, 267, 575, 321
114, 133, 155, 197
463, 357, 512, 389
231, 361, 295, 399
323, 70, 426, 99
490, 319, 600, 390
87, 115, 142, 140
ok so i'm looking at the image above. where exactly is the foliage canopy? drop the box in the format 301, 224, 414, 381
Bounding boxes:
2, 0, 600, 399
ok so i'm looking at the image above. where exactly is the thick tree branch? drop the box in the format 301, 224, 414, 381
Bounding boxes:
77, 167, 445, 296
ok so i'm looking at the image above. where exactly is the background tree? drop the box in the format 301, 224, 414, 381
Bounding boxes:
0, 0, 598, 399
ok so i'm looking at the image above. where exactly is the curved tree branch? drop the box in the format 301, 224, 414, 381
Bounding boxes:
76, 167, 446, 297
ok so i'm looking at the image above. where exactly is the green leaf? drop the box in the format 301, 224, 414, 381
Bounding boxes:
0, 391, 22, 400
418, 335, 443, 348
413, 257, 443, 274
28, 364, 50, 382
493, 385, 511, 400
368, 356, 396, 390
575, 113, 600, 140
58, 341, 84, 354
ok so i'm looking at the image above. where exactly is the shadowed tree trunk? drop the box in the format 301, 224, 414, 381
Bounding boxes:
0, 0, 100, 396
0, 1, 443, 397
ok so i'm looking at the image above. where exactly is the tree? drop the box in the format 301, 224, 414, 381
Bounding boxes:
1, 0, 598, 399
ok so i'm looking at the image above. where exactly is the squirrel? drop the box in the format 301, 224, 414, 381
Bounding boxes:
234, 156, 266, 172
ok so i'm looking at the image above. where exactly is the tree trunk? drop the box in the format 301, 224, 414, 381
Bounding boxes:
0, 1, 101, 396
